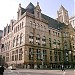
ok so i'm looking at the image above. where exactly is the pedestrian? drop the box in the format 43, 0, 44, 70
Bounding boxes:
61, 64, 65, 71
0, 65, 4, 75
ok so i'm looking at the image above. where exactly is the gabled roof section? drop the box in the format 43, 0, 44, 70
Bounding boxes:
21, 7, 26, 15
42, 14, 66, 29
59, 5, 67, 12
26, 2, 34, 10
20, 2, 35, 15
20, 2, 66, 30
26, 2, 35, 14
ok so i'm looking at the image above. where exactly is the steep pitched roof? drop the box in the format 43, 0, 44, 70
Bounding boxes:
26, 2, 34, 14
26, 2, 34, 10
20, 2, 66, 30
21, 7, 26, 15
42, 14, 66, 29
21, 2, 34, 15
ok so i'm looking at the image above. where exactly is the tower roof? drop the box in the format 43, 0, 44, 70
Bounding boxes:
42, 14, 66, 29
59, 5, 67, 11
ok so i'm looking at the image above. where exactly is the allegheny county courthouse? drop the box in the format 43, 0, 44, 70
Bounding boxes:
0, 2, 75, 69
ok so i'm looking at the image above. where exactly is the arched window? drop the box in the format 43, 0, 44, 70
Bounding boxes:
57, 40, 60, 48
30, 21, 32, 27
5, 43, 6, 50
37, 11, 39, 18
14, 28, 15, 33
22, 22, 23, 28
36, 34, 40, 40
44, 26, 46, 31
41, 25, 43, 30
53, 39, 56, 44
36, 23, 39, 29
16, 35, 19, 46
29, 32, 34, 43
19, 48, 23, 60
58, 40, 60, 45
42, 36, 46, 46
42, 36, 46, 41
9, 41, 10, 48
20, 33, 23, 44
64, 40, 67, 49
18, 25, 19, 31
32, 22, 36, 28
13, 37, 15, 47
29, 32, 33, 39
36, 34, 40, 45
20, 23, 21, 29
16, 26, 17, 32
64, 40, 67, 45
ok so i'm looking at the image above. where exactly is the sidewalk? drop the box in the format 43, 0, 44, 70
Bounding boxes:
5, 69, 75, 75
13, 69, 74, 74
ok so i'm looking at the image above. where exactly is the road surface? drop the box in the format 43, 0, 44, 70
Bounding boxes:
4, 69, 75, 75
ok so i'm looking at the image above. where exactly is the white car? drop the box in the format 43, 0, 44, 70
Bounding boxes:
8, 66, 16, 70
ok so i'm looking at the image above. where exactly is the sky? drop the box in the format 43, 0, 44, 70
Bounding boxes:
0, 0, 74, 30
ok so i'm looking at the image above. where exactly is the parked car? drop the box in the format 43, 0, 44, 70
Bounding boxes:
8, 66, 16, 70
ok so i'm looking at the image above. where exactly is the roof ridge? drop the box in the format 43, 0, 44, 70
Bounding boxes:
42, 13, 59, 22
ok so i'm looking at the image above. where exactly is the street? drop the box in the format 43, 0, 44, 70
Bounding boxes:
4, 69, 75, 75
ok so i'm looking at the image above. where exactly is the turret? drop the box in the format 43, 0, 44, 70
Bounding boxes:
34, 2, 41, 19
57, 5, 69, 25
17, 3, 22, 20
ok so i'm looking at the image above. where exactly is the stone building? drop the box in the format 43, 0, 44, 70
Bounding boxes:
69, 16, 75, 28
0, 2, 75, 69
0, 30, 3, 53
